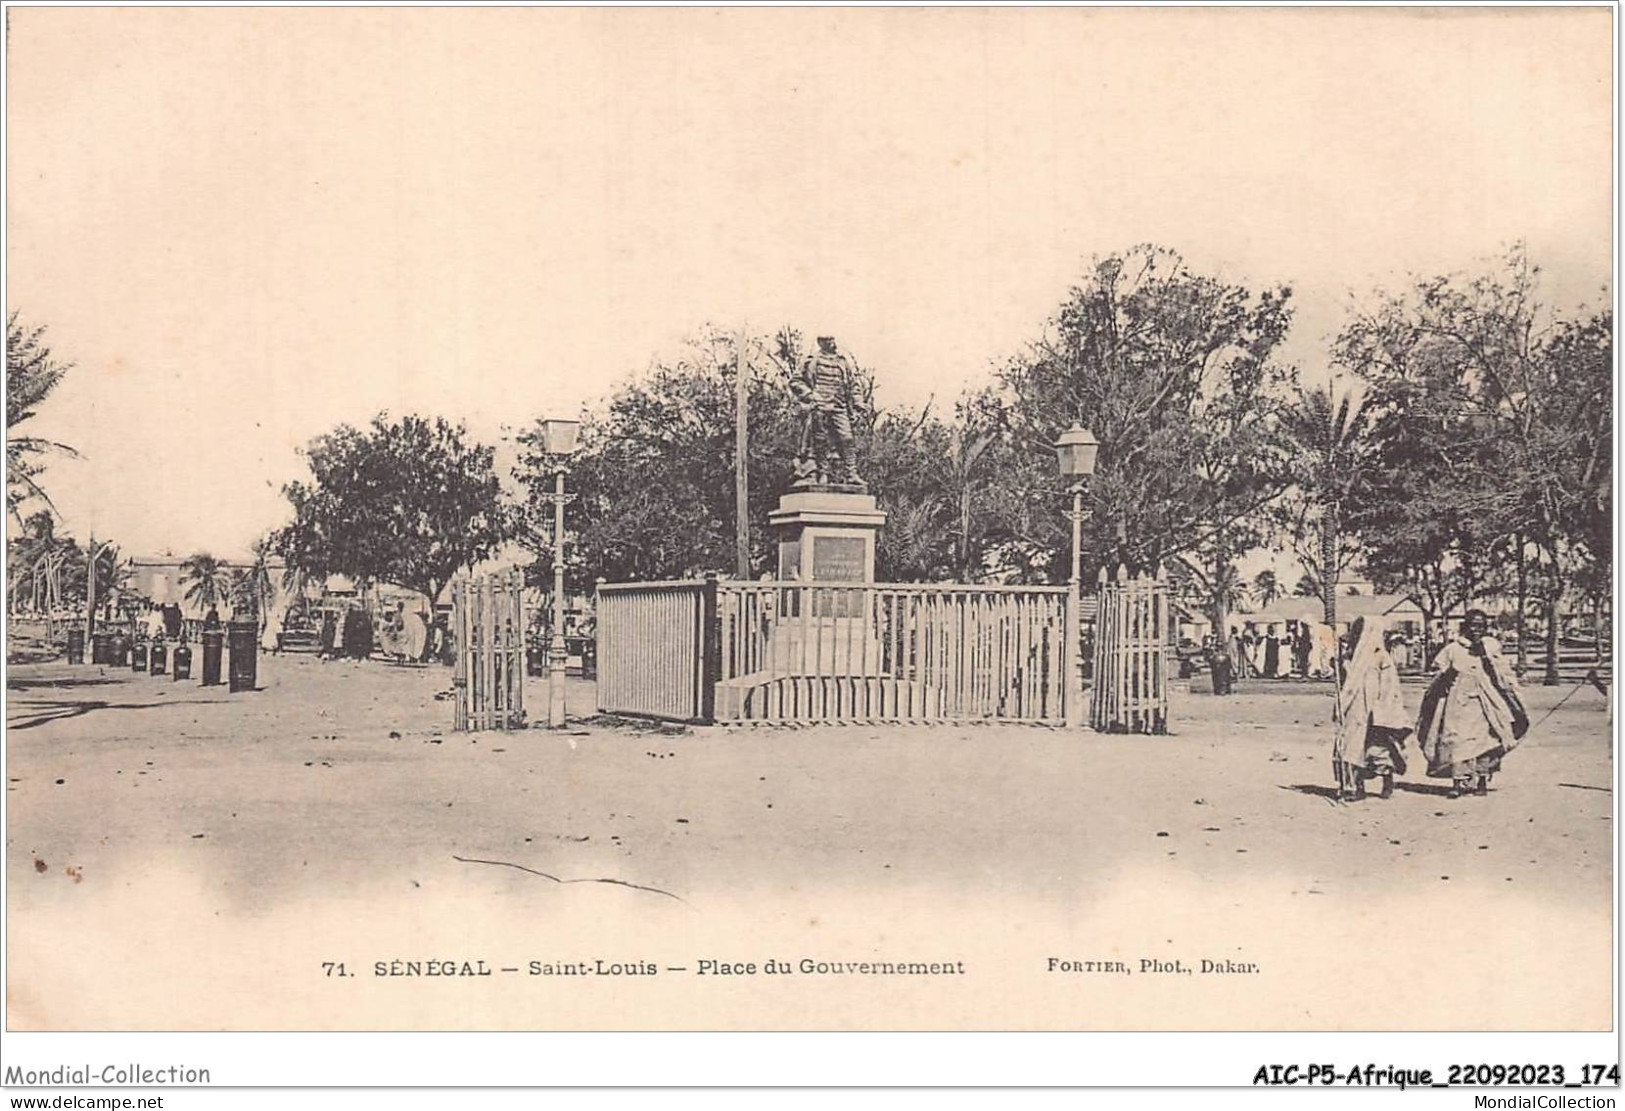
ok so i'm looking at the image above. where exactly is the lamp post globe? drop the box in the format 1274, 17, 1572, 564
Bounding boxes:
1053, 423, 1100, 482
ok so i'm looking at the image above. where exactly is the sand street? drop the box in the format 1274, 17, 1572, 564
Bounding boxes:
6, 650, 1611, 1029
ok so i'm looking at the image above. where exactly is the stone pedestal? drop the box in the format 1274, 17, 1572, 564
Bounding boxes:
769, 488, 887, 585
759, 488, 889, 678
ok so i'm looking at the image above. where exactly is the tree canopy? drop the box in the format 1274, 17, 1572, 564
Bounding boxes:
512, 327, 969, 588
275, 413, 507, 603
992, 246, 1297, 631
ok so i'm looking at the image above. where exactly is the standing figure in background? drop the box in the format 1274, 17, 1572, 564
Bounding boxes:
404, 603, 429, 663
1306, 620, 1336, 679
1333, 616, 1411, 801
340, 604, 371, 660
380, 601, 408, 664
1247, 627, 1265, 677
434, 612, 456, 666
1389, 631, 1413, 672
1263, 624, 1285, 678
1417, 609, 1529, 799
1206, 638, 1236, 695
260, 604, 285, 654
791, 335, 865, 488
318, 608, 338, 660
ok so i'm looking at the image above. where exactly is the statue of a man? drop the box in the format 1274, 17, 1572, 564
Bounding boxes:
791, 335, 864, 488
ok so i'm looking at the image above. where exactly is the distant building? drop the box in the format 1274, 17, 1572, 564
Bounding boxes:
127, 554, 291, 620
1245, 593, 1425, 635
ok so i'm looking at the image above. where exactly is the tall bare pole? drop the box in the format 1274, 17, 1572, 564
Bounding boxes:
85, 534, 96, 646
735, 326, 750, 580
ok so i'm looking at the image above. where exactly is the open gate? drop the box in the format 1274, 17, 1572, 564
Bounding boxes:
451, 568, 527, 731
1090, 565, 1171, 734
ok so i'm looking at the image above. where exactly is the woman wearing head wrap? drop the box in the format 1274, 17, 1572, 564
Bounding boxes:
1333, 615, 1412, 801
1416, 609, 1528, 798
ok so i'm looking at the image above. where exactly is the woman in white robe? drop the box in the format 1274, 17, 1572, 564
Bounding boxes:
1332, 616, 1411, 800
402, 606, 429, 662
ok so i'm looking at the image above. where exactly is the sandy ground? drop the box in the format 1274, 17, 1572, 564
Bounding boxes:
4, 650, 1613, 1031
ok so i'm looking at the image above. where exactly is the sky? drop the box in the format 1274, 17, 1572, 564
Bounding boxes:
5, 6, 1613, 561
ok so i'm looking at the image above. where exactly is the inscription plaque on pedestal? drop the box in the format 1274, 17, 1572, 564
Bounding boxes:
812, 535, 866, 581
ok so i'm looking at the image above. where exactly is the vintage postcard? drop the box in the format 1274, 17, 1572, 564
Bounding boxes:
3, 5, 1614, 1048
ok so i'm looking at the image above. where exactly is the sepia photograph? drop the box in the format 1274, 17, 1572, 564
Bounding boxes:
2, 2, 1616, 1088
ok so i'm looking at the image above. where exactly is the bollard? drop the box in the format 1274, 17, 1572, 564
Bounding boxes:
227, 619, 257, 692
131, 640, 149, 671
91, 631, 112, 664
172, 640, 193, 681
200, 628, 225, 686
65, 626, 85, 664
150, 639, 167, 676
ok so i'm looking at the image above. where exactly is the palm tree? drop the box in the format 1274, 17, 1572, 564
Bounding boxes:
6, 313, 77, 525
946, 423, 996, 582
1251, 569, 1283, 608
1278, 383, 1373, 630
235, 536, 277, 626
179, 552, 231, 613
878, 492, 950, 581
85, 541, 132, 618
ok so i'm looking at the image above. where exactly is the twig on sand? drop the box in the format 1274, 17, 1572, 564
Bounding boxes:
451, 854, 690, 906
1557, 782, 1612, 793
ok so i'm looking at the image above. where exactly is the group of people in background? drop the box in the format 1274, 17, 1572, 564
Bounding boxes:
1231, 621, 1344, 681
314, 600, 453, 666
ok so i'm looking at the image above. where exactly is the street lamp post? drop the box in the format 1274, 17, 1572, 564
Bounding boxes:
1054, 424, 1101, 727
537, 418, 581, 728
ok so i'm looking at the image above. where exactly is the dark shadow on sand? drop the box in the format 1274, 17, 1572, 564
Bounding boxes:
1393, 780, 1457, 798
7, 698, 225, 731
1280, 783, 1343, 803
7, 675, 131, 692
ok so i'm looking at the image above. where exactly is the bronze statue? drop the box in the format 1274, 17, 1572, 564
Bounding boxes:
790, 336, 864, 488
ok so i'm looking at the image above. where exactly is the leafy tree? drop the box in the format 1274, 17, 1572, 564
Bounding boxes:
1533, 310, 1612, 655
1336, 246, 1608, 681
6, 313, 77, 523
275, 414, 508, 604
519, 327, 963, 587
995, 245, 1296, 638
515, 331, 795, 588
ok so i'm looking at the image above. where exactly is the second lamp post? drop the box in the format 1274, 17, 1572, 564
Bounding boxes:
537, 417, 581, 728
1054, 423, 1100, 727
